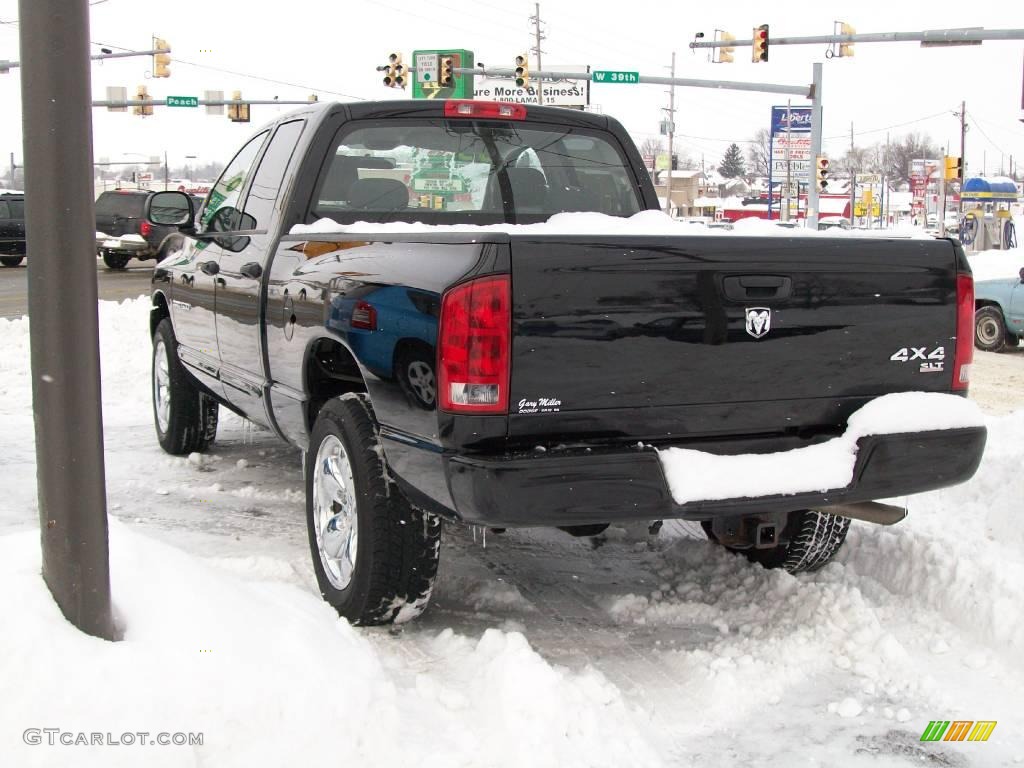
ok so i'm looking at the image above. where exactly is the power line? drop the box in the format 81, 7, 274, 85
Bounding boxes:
967, 117, 1009, 157
88, 38, 364, 100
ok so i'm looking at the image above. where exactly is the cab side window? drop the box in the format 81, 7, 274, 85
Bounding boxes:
201, 130, 269, 233
241, 120, 305, 230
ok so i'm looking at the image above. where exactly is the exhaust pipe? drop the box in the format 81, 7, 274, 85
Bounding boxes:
822, 501, 907, 526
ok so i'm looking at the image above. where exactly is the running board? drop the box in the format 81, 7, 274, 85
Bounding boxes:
822, 501, 907, 526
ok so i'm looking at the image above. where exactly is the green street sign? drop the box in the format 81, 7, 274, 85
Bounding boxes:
592, 70, 639, 84
166, 95, 199, 108
412, 49, 475, 100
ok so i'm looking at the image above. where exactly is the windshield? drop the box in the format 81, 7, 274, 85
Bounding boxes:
312, 119, 643, 224
95, 193, 147, 217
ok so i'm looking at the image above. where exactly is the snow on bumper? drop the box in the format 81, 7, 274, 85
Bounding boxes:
658, 392, 985, 505
95, 231, 148, 253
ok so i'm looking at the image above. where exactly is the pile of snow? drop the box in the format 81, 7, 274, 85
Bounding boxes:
0, 522, 661, 768
658, 393, 984, 504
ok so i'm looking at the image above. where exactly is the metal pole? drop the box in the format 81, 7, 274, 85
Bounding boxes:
783, 101, 792, 222
19, 0, 115, 641
807, 63, 823, 230
690, 27, 1024, 49
665, 52, 675, 216
417, 67, 811, 97
850, 122, 856, 226
533, 3, 544, 106
959, 100, 967, 215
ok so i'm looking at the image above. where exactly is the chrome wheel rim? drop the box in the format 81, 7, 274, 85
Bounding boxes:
977, 317, 1000, 346
153, 338, 171, 433
407, 360, 436, 405
313, 434, 359, 591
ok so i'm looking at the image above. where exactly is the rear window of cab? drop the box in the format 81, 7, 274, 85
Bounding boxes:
311, 118, 643, 225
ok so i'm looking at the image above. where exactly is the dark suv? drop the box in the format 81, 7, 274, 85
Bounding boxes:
0, 192, 26, 267
94, 189, 190, 270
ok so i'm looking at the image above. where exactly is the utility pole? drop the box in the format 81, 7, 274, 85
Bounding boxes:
19, 0, 115, 641
664, 51, 676, 216
956, 100, 967, 215
530, 3, 545, 106
849, 122, 856, 226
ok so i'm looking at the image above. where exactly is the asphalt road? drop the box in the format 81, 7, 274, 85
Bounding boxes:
0, 257, 153, 320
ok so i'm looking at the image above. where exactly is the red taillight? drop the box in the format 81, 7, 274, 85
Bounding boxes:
139, 220, 153, 237
443, 100, 527, 121
439, 275, 511, 414
351, 301, 377, 331
953, 273, 974, 391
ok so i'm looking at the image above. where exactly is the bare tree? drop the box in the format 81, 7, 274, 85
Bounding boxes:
886, 132, 938, 186
639, 137, 664, 168
746, 129, 770, 179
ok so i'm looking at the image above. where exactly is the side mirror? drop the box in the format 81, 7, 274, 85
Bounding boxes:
1019, 267, 1024, 283
206, 206, 256, 252
145, 191, 195, 231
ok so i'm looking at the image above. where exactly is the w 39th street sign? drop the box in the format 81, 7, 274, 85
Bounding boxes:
592, 70, 639, 84
166, 95, 199, 108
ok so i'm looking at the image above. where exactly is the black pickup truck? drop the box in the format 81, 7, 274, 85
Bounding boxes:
0, 192, 26, 267
146, 100, 986, 625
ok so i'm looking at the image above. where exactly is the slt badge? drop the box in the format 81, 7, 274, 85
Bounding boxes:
745, 307, 771, 339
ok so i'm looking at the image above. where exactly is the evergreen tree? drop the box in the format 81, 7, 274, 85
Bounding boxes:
718, 143, 746, 179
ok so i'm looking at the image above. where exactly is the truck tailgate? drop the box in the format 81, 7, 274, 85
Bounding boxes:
509, 235, 963, 442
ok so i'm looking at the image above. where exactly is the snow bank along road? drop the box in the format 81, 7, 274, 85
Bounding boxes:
1, 298, 1022, 767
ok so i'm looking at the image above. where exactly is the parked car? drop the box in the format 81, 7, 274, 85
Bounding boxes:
975, 266, 1024, 351
0, 192, 26, 267
144, 99, 985, 626
94, 189, 188, 270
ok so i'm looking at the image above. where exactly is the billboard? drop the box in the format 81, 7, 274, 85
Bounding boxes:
473, 64, 589, 107
771, 106, 813, 135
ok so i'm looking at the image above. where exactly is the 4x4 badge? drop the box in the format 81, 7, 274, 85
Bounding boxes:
745, 307, 771, 339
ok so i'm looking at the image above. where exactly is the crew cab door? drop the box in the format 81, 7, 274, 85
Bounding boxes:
214, 119, 305, 421
174, 131, 268, 394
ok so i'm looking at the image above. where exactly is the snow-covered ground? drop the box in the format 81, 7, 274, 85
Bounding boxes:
1, 297, 1022, 766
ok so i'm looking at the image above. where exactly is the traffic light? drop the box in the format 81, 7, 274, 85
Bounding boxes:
439, 56, 454, 87
383, 52, 405, 88
838, 23, 855, 57
153, 37, 171, 78
815, 156, 830, 192
944, 155, 963, 181
133, 85, 153, 117
227, 91, 250, 123
752, 24, 769, 63
515, 54, 529, 88
719, 32, 735, 64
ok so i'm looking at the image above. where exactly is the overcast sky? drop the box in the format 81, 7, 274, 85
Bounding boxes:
1, 0, 1022, 178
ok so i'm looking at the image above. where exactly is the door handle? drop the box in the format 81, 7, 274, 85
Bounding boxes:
239, 262, 263, 279
722, 275, 792, 302
200, 260, 220, 276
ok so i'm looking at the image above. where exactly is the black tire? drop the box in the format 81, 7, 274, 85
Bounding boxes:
974, 306, 1008, 352
394, 344, 437, 410
702, 509, 850, 574
306, 394, 441, 625
152, 318, 219, 455
103, 252, 131, 270
0, 255, 23, 267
